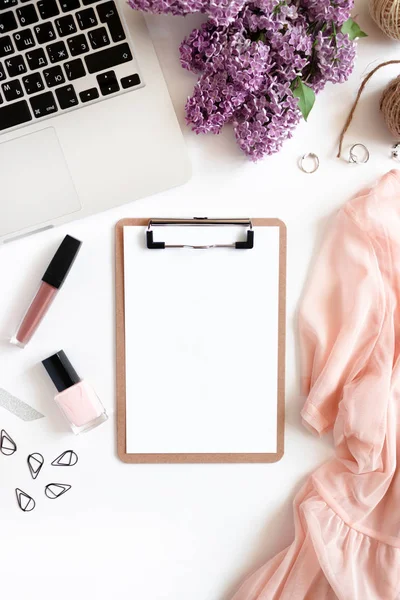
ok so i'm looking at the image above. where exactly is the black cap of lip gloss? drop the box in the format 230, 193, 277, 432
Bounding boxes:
42, 235, 82, 289
42, 350, 81, 393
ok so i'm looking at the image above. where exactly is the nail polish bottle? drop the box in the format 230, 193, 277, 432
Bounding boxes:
42, 350, 108, 434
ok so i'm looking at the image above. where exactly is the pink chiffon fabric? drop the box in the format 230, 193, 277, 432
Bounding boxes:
232, 170, 400, 600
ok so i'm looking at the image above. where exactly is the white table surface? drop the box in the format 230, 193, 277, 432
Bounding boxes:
0, 1, 397, 598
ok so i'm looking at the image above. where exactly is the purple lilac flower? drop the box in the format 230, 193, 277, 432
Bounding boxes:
207, 0, 248, 25
214, 37, 272, 92
128, 0, 247, 24
129, 0, 360, 160
314, 29, 356, 84
300, 0, 354, 26
186, 71, 248, 134
180, 24, 217, 73
233, 85, 301, 160
128, 0, 203, 17
185, 36, 272, 132
180, 23, 233, 73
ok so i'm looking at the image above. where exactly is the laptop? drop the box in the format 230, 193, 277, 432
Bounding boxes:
0, 0, 191, 243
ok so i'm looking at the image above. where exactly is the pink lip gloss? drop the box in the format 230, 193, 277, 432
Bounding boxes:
11, 235, 82, 348
42, 350, 108, 434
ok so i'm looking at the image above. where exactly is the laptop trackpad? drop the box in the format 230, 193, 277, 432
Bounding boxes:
0, 127, 81, 238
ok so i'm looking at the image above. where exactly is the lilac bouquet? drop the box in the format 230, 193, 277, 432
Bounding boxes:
128, 0, 366, 160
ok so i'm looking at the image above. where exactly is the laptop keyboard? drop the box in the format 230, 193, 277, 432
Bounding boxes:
0, 0, 142, 133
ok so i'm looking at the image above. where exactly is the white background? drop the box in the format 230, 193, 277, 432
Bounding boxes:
0, 0, 397, 598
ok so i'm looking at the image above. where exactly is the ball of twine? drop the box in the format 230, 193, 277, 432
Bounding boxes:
380, 75, 400, 136
337, 60, 400, 158
370, 0, 400, 40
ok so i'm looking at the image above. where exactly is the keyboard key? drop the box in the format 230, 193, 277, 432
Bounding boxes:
0, 10, 17, 33
97, 1, 116, 22
85, 42, 132, 74
0, 92, 2, 104
30, 90, 57, 118
55, 15, 76, 36
56, 83, 78, 108
107, 14, 125, 42
17, 4, 39, 26
44, 65, 65, 87
97, 1, 124, 42
0, 100, 31, 131
2, 79, 23, 101
0, 35, 14, 57
97, 69, 118, 95
64, 57, 85, 80
13, 29, 36, 51
34, 21, 56, 44
0, 0, 17, 10
60, 0, 80, 12
67, 33, 89, 56
26, 47, 47, 69
5, 54, 27, 77
22, 72, 45, 94
0, 63, 6, 82
47, 40, 68, 63
88, 26, 109, 49
76, 7, 97, 29
37, 0, 59, 19
121, 73, 140, 89
96, 69, 113, 83
79, 86, 98, 102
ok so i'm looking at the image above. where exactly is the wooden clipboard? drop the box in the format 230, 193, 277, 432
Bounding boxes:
116, 218, 286, 463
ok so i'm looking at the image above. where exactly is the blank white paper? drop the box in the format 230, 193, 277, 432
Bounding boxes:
123, 224, 280, 454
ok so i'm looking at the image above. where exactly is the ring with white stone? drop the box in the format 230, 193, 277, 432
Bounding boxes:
349, 143, 369, 165
299, 152, 319, 174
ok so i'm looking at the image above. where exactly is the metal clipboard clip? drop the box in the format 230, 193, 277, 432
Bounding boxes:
146, 218, 254, 250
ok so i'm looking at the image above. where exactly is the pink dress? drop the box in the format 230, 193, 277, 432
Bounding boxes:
232, 170, 400, 600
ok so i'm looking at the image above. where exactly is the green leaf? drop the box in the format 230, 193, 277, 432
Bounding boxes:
291, 78, 316, 121
341, 17, 368, 41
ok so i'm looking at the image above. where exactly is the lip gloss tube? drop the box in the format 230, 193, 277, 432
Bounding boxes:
11, 235, 82, 348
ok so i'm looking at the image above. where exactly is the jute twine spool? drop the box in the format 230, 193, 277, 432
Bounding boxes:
370, 0, 400, 40
381, 75, 400, 135
337, 60, 400, 157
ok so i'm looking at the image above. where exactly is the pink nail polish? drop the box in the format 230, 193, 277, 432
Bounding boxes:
42, 350, 108, 435
11, 235, 82, 348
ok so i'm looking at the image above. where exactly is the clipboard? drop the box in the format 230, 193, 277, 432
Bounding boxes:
116, 218, 286, 463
